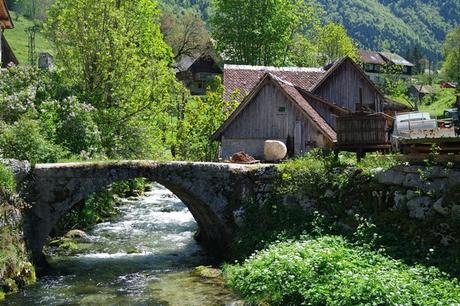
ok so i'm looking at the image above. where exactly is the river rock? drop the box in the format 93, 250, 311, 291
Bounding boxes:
264, 140, 287, 162
64, 229, 89, 240
191, 266, 222, 279
191, 266, 225, 286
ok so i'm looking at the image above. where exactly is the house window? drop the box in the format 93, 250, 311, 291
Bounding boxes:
364, 64, 373, 72
278, 106, 286, 113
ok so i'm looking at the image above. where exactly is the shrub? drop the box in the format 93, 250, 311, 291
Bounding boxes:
39, 97, 103, 158
0, 165, 15, 194
54, 179, 148, 233
54, 189, 120, 232
225, 236, 460, 305
0, 117, 67, 163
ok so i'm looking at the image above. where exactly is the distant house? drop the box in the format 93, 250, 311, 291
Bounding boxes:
0, 0, 18, 68
359, 50, 413, 83
175, 52, 223, 96
409, 84, 434, 101
212, 57, 388, 159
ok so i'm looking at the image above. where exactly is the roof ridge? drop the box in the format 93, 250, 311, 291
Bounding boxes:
268, 73, 296, 87
224, 64, 324, 73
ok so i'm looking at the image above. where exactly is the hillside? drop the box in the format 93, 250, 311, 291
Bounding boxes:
3, 13, 53, 65
318, 0, 460, 62
164, 0, 460, 63
5, 1, 460, 65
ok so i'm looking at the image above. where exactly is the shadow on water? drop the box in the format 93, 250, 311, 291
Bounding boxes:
3, 183, 239, 306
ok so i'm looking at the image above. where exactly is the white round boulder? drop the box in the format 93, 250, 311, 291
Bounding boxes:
264, 140, 287, 162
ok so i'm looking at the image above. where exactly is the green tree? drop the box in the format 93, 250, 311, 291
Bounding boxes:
290, 22, 358, 67
176, 77, 237, 161
161, 8, 211, 60
443, 26, 460, 90
46, 0, 182, 158
289, 34, 320, 67
210, 0, 317, 66
316, 22, 359, 65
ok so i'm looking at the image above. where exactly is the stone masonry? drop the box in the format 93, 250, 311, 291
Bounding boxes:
20, 161, 276, 266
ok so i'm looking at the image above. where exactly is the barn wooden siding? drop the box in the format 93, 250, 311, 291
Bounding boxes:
314, 61, 384, 113
337, 113, 389, 146
221, 80, 329, 158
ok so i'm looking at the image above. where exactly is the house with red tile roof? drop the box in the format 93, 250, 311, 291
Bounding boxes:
212, 57, 388, 159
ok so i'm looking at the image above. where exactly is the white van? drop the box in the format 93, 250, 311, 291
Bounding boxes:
393, 112, 456, 140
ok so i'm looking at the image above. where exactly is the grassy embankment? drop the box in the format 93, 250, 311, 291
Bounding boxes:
224, 151, 460, 305
3, 12, 53, 65
390, 85, 457, 117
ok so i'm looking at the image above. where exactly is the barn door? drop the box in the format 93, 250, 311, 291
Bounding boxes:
294, 121, 302, 156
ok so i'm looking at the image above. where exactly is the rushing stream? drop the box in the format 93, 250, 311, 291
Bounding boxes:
3, 184, 240, 305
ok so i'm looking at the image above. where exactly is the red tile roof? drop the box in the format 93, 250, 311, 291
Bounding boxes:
224, 64, 325, 102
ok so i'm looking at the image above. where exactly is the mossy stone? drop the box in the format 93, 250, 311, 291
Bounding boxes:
191, 266, 222, 279
2, 278, 18, 294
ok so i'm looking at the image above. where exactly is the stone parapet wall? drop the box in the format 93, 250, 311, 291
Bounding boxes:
375, 166, 460, 222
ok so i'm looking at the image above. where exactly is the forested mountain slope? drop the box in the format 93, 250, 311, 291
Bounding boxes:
318, 0, 460, 61
166, 0, 460, 62
6, 0, 460, 63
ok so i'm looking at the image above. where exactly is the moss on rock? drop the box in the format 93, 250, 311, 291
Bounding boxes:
191, 266, 225, 286
0, 192, 36, 298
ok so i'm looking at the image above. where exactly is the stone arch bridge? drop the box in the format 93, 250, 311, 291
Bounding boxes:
19, 161, 275, 266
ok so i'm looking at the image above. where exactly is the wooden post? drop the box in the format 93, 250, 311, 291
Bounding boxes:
357, 148, 366, 162
0, 31, 3, 67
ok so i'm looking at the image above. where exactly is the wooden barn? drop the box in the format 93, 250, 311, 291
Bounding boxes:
175, 52, 222, 96
213, 57, 389, 159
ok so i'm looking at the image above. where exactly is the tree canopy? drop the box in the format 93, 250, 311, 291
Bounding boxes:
442, 26, 460, 89
45, 0, 182, 159
160, 7, 211, 60
290, 21, 359, 67
210, 0, 316, 66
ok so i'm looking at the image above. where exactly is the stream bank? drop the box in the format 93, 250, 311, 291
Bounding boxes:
0, 161, 36, 301
2, 183, 240, 305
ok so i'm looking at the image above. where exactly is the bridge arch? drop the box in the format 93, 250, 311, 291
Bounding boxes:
22, 161, 273, 266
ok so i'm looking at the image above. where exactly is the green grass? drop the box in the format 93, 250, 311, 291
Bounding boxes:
3, 12, 53, 65
388, 94, 415, 109
389, 85, 457, 118
419, 86, 457, 118
0, 164, 16, 194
